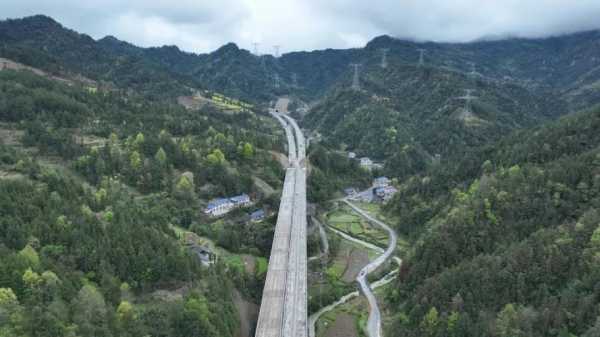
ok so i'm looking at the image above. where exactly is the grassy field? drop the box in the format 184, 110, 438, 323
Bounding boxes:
332, 202, 411, 256
255, 256, 268, 277
326, 204, 389, 247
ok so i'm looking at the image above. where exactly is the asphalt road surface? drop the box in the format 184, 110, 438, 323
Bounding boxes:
343, 200, 398, 337
307, 223, 401, 337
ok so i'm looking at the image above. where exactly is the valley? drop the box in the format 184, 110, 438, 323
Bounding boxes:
1, 10, 600, 337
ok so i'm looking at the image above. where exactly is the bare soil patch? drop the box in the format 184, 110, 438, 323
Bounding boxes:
0, 126, 24, 146
233, 289, 259, 337
0, 170, 24, 180
275, 98, 290, 113
1, 57, 96, 87
177, 95, 206, 110
150, 285, 190, 302
270, 150, 288, 168
0, 57, 46, 76
241, 254, 256, 274
325, 313, 358, 337
74, 134, 107, 147
252, 176, 276, 196
342, 248, 369, 283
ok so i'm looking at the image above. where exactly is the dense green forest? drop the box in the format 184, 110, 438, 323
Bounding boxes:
383, 108, 600, 336
0, 67, 287, 336
302, 63, 569, 182
307, 144, 372, 203
4, 13, 600, 337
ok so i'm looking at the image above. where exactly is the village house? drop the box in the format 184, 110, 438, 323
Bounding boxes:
230, 194, 251, 207
250, 209, 266, 222
360, 157, 373, 169
374, 186, 398, 201
348, 151, 356, 159
344, 187, 358, 197
372, 162, 384, 170
373, 176, 391, 188
204, 193, 252, 217
204, 198, 233, 216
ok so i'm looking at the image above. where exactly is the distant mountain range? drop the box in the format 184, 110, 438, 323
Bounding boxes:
3, 14, 600, 168
4, 15, 600, 103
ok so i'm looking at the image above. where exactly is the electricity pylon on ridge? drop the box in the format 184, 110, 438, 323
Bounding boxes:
273, 45, 281, 58
380, 48, 389, 69
417, 48, 426, 67
456, 89, 478, 113
349, 63, 362, 91
260, 55, 266, 71
253, 42, 260, 56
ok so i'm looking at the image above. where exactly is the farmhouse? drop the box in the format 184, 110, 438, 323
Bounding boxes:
204, 193, 252, 217
373, 176, 391, 188
250, 209, 266, 222
374, 186, 398, 201
360, 157, 373, 168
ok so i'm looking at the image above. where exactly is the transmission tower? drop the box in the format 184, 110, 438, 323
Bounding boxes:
253, 42, 260, 56
349, 63, 362, 91
468, 61, 482, 82
417, 48, 426, 67
457, 89, 478, 113
274, 73, 280, 89
260, 55, 266, 70
380, 48, 389, 69
469, 62, 476, 76
273, 45, 281, 58
291, 73, 298, 87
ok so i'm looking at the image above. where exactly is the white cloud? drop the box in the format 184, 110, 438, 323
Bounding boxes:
2, 0, 600, 53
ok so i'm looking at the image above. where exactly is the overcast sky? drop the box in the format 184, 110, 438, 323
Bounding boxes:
3, 0, 600, 54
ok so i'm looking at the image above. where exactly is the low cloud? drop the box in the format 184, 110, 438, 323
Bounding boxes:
2, 0, 600, 54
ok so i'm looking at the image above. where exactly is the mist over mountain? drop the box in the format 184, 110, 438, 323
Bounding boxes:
2, 13, 600, 337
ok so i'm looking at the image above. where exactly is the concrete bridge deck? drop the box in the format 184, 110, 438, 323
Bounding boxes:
255, 102, 307, 337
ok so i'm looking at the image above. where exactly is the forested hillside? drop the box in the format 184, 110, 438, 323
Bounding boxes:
304, 62, 568, 181
4, 13, 600, 337
384, 107, 600, 336
5, 15, 600, 106
0, 62, 283, 335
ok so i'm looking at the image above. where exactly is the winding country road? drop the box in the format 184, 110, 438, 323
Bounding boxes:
344, 200, 398, 337
308, 201, 400, 337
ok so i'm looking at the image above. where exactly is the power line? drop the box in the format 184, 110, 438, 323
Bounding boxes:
380, 48, 389, 69
349, 63, 362, 91
417, 48, 426, 67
